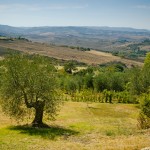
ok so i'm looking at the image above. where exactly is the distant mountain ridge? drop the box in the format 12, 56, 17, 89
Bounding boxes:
0, 24, 149, 33
0, 24, 150, 50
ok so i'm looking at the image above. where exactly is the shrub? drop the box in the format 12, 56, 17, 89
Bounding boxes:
138, 94, 150, 129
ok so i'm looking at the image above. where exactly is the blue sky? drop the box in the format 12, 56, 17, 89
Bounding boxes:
0, 0, 150, 29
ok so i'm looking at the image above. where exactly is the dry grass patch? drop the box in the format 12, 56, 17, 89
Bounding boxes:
87, 50, 143, 67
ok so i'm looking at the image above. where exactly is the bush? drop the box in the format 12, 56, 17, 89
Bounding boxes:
94, 73, 109, 92
138, 94, 150, 129
138, 112, 150, 129
140, 94, 150, 118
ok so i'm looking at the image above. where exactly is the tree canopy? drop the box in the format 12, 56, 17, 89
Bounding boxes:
0, 54, 61, 127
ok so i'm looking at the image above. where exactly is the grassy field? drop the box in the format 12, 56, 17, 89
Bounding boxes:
0, 102, 150, 150
0, 39, 143, 67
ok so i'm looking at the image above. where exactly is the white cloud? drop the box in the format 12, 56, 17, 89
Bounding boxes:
0, 3, 88, 12
34, 4, 88, 10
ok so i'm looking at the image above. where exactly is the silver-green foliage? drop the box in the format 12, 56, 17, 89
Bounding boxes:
0, 54, 60, 122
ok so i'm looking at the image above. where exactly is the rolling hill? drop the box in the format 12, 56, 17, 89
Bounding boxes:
0, 38, 143, 67
0, 25, 150, 51
0, 24, 150, 66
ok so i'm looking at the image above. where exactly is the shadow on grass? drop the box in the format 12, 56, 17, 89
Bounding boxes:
8, 124, 79, 140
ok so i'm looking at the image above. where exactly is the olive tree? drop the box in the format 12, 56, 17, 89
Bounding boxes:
0, 54, 61, 127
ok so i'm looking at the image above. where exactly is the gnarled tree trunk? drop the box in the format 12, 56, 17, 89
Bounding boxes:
32, 101, 45, 127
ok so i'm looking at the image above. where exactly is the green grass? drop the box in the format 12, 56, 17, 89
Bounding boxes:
0, 102, 150, 150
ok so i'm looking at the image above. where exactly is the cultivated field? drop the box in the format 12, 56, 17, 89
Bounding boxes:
0, 40, 143, 67
0, 102, 150, 150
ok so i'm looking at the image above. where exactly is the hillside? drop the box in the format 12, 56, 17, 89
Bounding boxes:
0, 25, 150, 51
0, 39, 143, 67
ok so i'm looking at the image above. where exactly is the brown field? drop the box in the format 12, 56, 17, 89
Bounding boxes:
0, 39, 143, 67
140, 45, 150, 51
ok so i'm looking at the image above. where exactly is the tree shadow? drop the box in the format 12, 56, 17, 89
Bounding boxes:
8, 124, 79, 140
88, 106, 101, 110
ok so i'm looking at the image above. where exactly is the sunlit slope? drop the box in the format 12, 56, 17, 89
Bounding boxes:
0, 39, 143, 67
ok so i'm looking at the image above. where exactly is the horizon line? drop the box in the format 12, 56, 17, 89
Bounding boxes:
0, 24, 150, 31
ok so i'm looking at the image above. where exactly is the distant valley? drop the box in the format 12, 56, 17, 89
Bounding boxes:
0, 24, 150, 65
0, 25, 150, 48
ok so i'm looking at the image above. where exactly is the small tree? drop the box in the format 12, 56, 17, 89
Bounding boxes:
138, 94, 150, 129
84, 74, 94, 89
0, 54, 61, 127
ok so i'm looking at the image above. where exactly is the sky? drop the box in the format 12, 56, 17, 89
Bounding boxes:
0, 0, 150, 29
